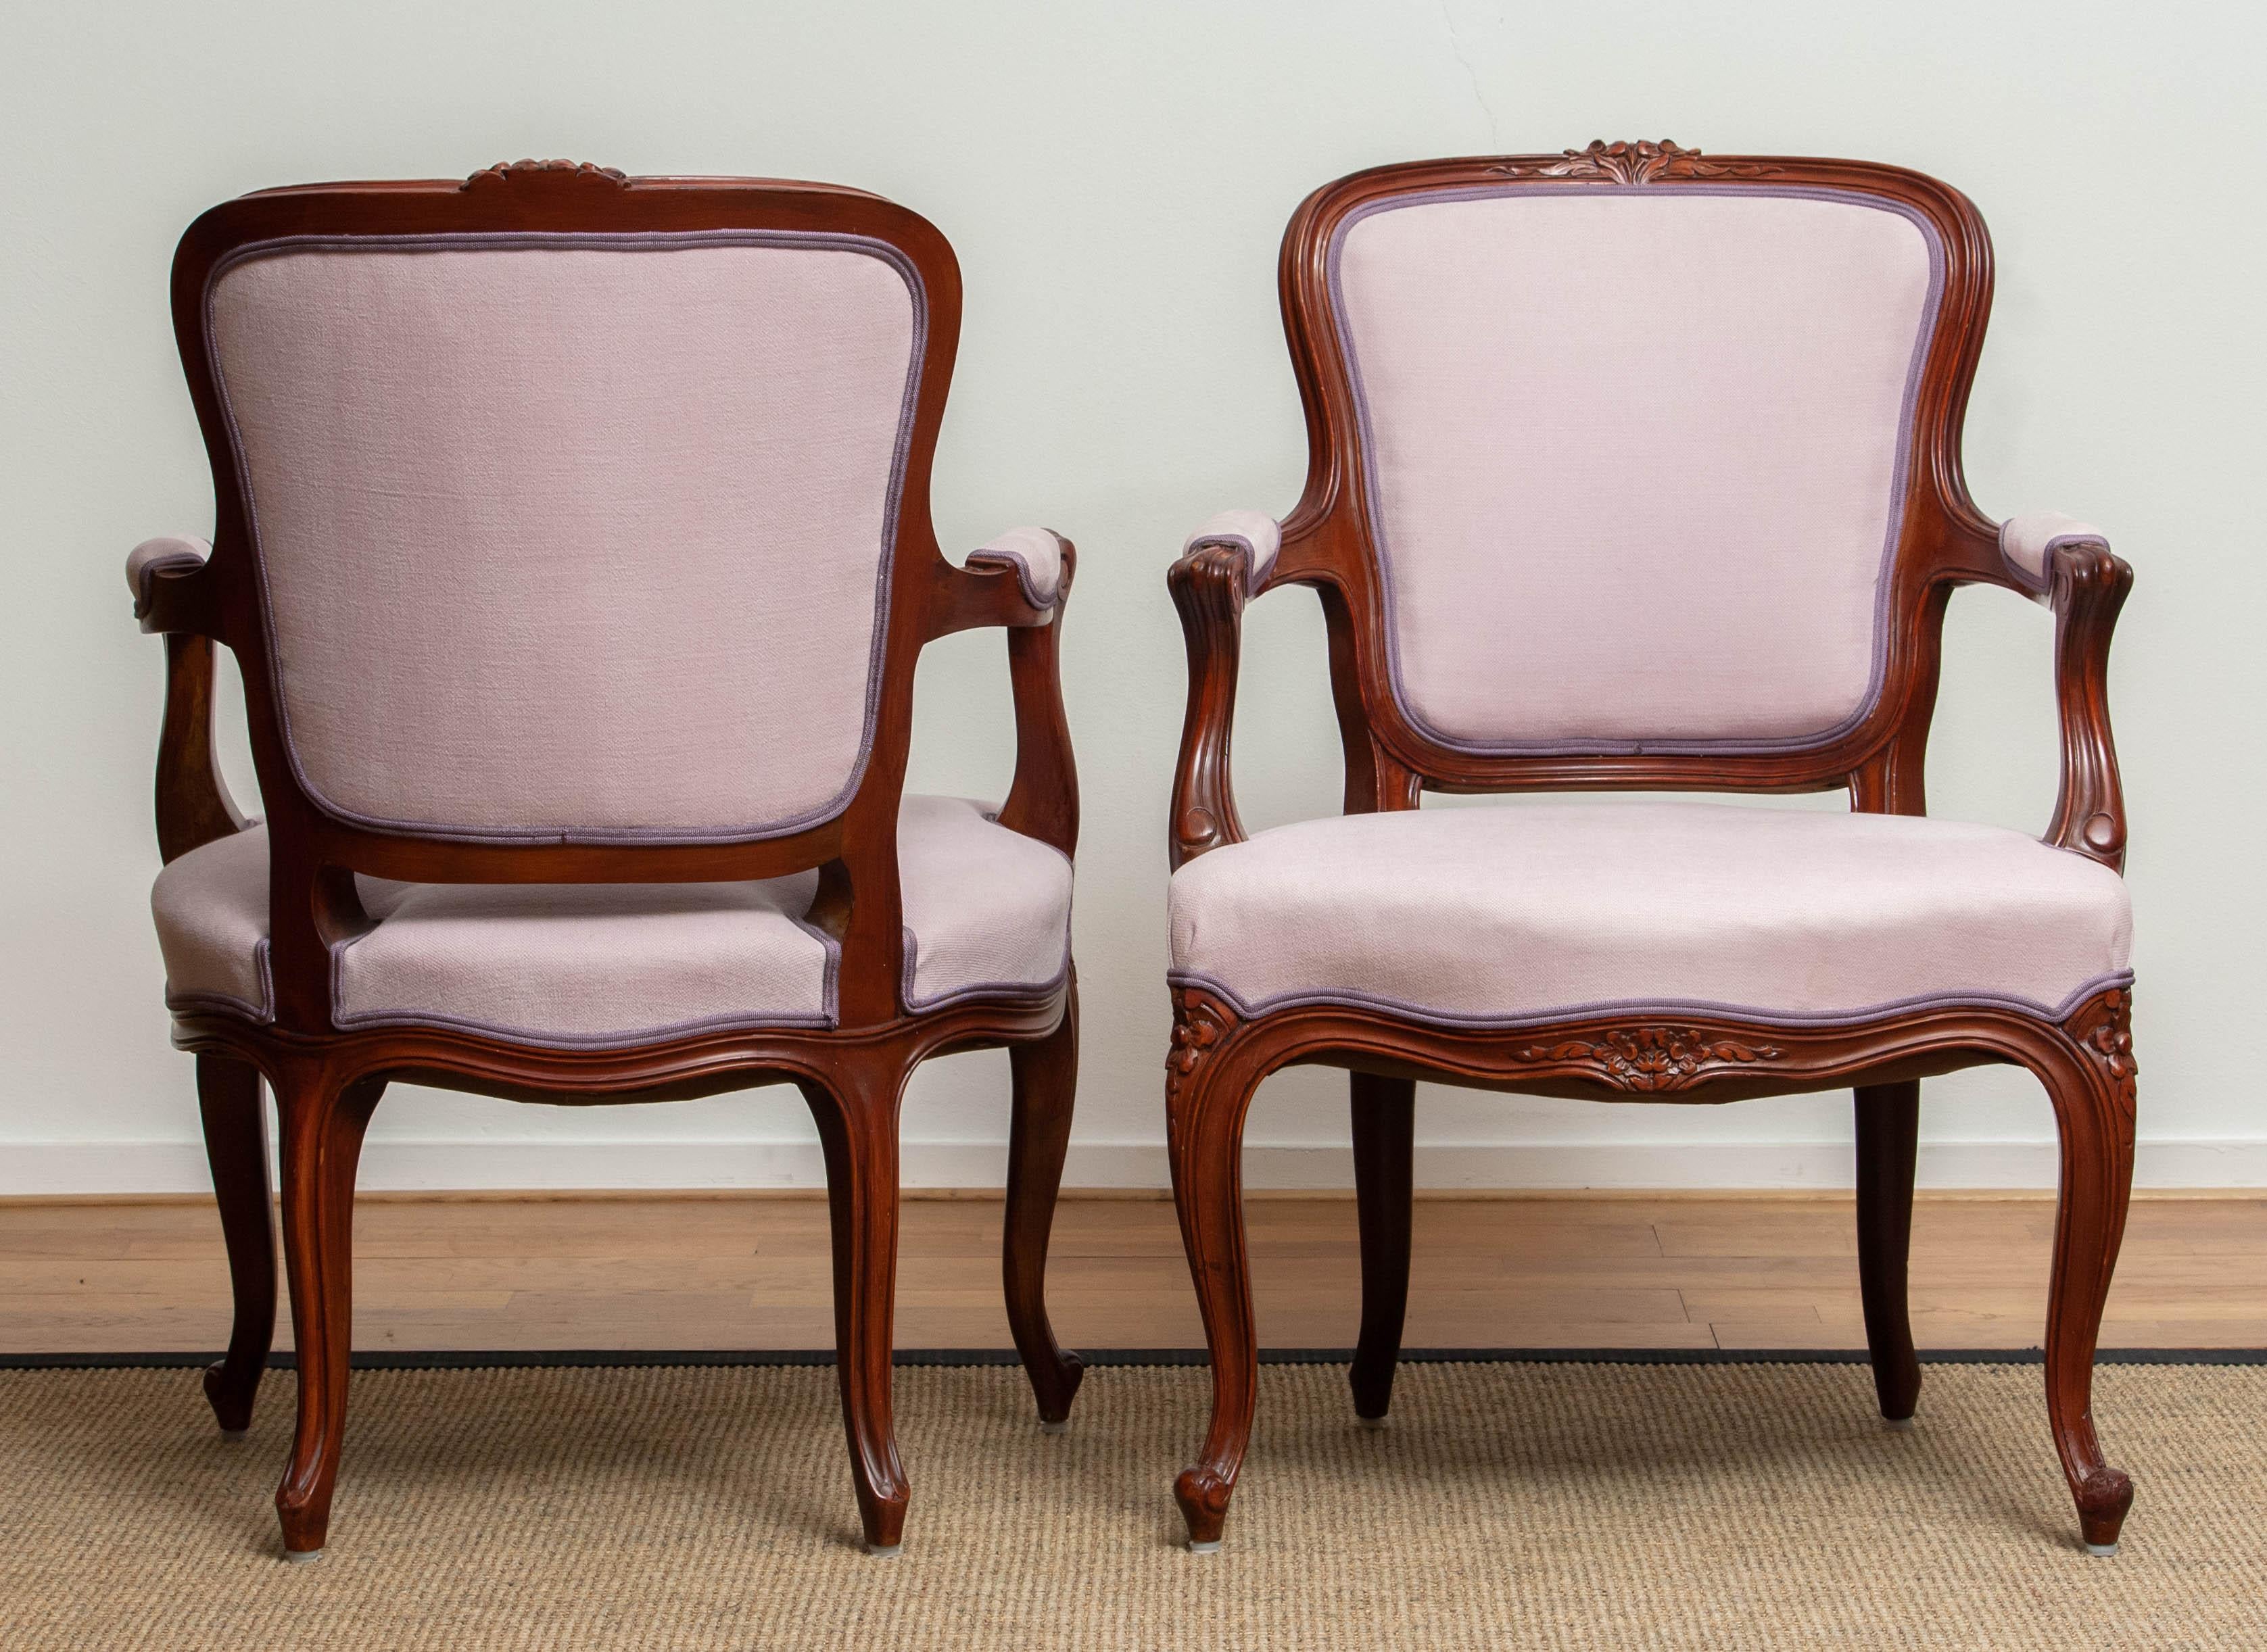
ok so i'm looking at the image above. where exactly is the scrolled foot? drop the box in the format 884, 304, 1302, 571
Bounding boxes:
854, 1488, 908, 1557
277, 1486, 333, 1560
202, 1361, 256, 1436
1174, 1465, 1234, 1548
2074, 1465, 2134, 1553
1034, 1351, 1085, 1429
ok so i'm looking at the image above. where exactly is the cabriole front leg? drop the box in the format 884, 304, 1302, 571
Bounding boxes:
2038, 989, 2139, 1554
1166, 988, 1262, 1549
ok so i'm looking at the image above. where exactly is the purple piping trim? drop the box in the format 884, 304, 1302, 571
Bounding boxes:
1165, 969, 2134, 1033
327, 1004, 835, 1050
1326, 183, 1948, 757
204, 229, 929, 846
165, 936, 278, 1025
1999, 525, 2109, 601
320, 871, 844, 1046
899, 922, 1076, 1015
130, 548, 208, 613
967, 539, 1066, 610
788, 908, 844, 1027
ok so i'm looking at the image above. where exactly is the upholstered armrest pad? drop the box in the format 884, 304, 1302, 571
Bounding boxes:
127, 536, 211, 616
965, 527, 1068, 606
1183, 511, 1281, 593
2001, 513, 2110, 600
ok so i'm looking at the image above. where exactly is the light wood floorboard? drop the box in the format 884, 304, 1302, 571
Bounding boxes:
1, 1193, 2262, 1354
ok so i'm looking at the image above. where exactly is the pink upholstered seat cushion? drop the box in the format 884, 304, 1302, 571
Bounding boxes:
151, 797, 1070, 1047
1168, 803, 2129, 1027
1331, 187, 1940, 751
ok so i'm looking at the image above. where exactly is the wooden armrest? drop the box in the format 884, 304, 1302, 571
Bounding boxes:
1167, 538, 1264, 871
2041, 537, 2132, 872
929, 529, 1070, 637
128, 536, 220, 637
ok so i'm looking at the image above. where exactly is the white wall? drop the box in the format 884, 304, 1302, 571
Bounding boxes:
3, 0, 2260, 1194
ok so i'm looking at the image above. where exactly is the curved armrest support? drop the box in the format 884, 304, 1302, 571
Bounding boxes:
127, 537, 252, 862
128, 535, 220, 636
2026, 525, 2132, 871
1169, 513, 1283, 870
154, 633, 254, 863
991, 539, 1079, 856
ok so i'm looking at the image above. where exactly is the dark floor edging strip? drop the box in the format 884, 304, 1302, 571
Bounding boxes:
4, 1347, 2263, 1371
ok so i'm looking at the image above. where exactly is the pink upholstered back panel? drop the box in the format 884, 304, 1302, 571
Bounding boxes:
1330, 187, 1941, 751
206, 233, 922, 840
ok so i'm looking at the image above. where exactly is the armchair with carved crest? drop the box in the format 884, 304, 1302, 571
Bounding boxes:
1163, 143, 2137, 1553
129, 161, 1084, 1559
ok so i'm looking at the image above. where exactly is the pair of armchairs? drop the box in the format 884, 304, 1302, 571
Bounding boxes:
132, 147, 2135, 1563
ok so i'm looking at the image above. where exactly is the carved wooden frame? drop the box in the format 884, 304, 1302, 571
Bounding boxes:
1165, 143, 2137, 1553
135, 162, 1084, 1559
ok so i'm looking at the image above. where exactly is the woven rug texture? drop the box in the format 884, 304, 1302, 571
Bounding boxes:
1, 1361, 2260, 1649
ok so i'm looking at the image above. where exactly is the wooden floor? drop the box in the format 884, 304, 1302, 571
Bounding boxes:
3, 1192, 2263, 1355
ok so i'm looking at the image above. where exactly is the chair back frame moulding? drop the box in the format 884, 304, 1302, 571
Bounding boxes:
1164, 143, 2136, 1557
134, 160, 1086, 1560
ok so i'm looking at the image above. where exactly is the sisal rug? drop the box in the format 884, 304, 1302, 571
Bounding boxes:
1, 1361, 2260, 1649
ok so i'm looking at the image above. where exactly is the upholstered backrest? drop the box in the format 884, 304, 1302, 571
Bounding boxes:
1327, 185, 1942, 752
205, 231, 923, 841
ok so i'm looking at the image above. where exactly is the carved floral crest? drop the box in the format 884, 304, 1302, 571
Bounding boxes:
462, 160, 627, 192
1514, 1027, 1784, 1092
1487, 141, 1784, 185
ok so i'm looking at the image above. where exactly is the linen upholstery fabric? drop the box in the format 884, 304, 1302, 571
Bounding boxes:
204, 233, 922, 842
1183, 510, 1283, 593
1168, 802, 2130, 1027
2000, 511, 2110, 598
151, 796, 1071, 1046
125, 536, 210, 611
965, 527, 1068, 606
1331, 187, 1941, 750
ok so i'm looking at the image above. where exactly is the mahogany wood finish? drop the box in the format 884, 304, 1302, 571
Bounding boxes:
1165, 143, 2138, 1553
193, 1054, 272, 1434
134, 162, 1082, 1558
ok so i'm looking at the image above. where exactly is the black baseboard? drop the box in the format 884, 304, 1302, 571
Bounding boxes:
3, 1346, 2262, 1371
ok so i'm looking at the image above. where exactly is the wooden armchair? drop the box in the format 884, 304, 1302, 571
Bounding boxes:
1164, 144, 2137, 1553
130, 161, 1084, 1559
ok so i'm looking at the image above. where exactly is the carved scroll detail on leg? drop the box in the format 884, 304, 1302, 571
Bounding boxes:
1166, 986, 1237, 1143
